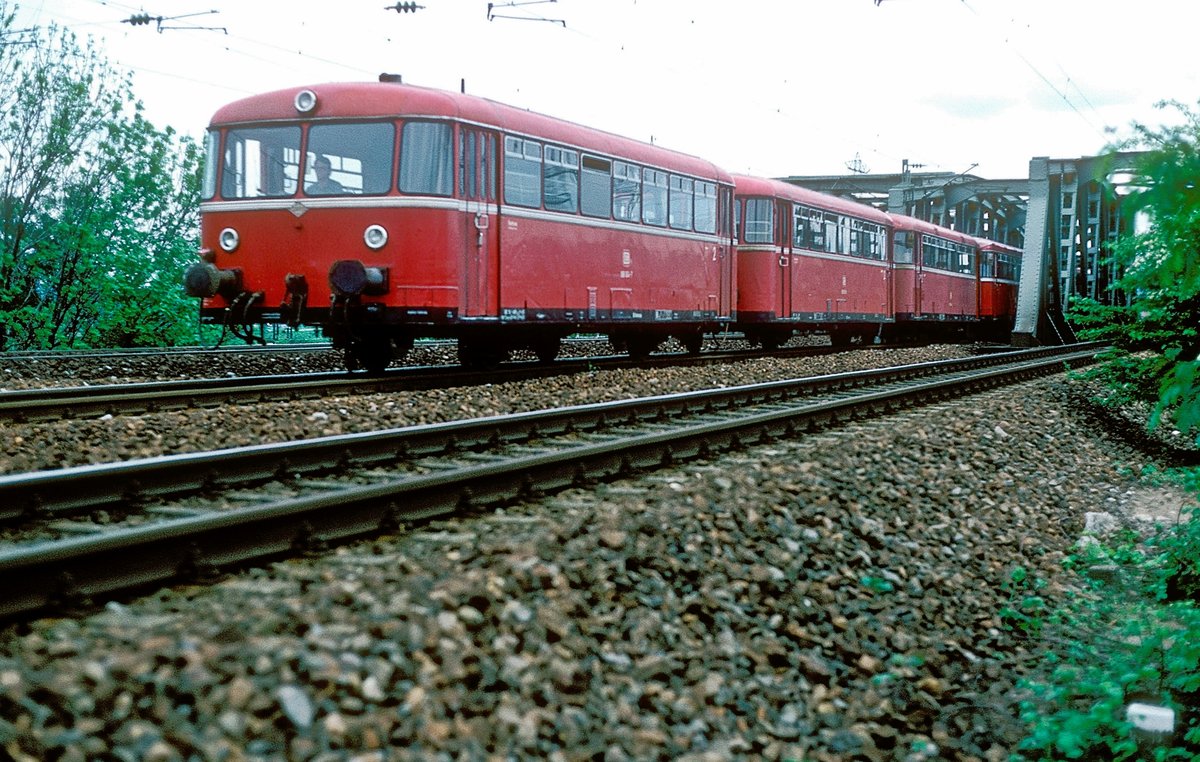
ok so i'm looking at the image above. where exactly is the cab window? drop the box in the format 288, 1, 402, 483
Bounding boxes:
306, 122, 394, 196
221, 126, 301, 199
743, 197, 774, 243
893, 231, 914, 264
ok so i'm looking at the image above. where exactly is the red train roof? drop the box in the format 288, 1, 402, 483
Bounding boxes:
973, 237, 1022, 254
732, 174, 892, 225
210, 81, 732, 183
887, 212, 978, 246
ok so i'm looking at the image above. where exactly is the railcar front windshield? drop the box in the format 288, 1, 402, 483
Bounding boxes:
742, 197, 774, 244
220, 126, 301, 199
306, 122, 395, 196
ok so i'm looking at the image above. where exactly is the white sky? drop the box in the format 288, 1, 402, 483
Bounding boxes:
10, 0, 1197, 180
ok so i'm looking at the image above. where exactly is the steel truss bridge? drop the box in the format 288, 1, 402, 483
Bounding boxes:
782, 152, 1144, 346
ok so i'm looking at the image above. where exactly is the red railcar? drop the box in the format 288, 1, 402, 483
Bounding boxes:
976, 237, 1022, 335
887, 213, 981, 340
185, 80, 735, 369
732, 175, 894, 347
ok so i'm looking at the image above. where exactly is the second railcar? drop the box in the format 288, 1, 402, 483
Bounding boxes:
732, 175, 894, 347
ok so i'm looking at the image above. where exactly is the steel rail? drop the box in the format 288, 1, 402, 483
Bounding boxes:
0, 343, 1096, 521
0, 344, 1102, 619
0, 343, 335, 362
0, 342, 897, 423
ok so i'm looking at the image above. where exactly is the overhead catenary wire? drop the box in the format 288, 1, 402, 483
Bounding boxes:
956, 0, 1107, 141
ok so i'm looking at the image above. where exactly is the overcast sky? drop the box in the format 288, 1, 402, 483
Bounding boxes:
10, 0, 1197, 180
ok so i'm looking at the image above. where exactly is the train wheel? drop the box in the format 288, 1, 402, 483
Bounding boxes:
829, 330, 852, 347
458, 338, 509, 368
624, 335, 660, 360
680, 332, 703, 354
351, 335, 395, 374
534, 337, 560, 363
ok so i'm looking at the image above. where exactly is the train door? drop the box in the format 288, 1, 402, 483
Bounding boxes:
460, 128, 499, 317
912, 233, 924, 317
718, 186, 733, 317
777, 199, 793, 319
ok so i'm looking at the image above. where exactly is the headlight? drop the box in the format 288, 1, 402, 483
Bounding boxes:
364, 224, 388, 250
218, 227, 239, 253
294, 89, 318, 114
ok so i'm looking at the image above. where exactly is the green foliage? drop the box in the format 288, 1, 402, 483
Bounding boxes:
1018, 599, 1200, 761
999, 565, 1050, 637
1153, 505, 1200, 602
1015, 495, 1200, 761
1072, 99, 1200, 442
0, 1, 200, 350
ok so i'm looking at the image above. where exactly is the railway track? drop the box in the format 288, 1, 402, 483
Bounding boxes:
0, 342, 335, 363
0, 343, 1102, 619
0, 342, 873, 423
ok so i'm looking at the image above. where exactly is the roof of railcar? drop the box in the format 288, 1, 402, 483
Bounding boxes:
209, 81, 732, 183
973, 237, 1022, 253
887, 212, 977, 246
731, 175, 892, 225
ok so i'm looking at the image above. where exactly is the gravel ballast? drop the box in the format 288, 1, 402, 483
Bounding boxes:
0, 365, 1188, 761
0, 346, 976, 475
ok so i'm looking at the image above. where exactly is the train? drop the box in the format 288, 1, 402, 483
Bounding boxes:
184, 78, 1021, 371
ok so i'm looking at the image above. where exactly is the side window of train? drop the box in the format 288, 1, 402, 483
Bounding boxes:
221, 126, 301, 199
399, 121, 454, 196
823, 213, 839, 254
581, 155, 612, 218
853, 220, 884, 261
981, 252, 995, 278
543, 145, 579, 213
642, 169, 668, 227
202, 130, 220, 200
893, 231, 914, 264
925, 237, 943, 270
612, 162, 641, 222
957, 245, 974, 274
743, 197, 774, 243
806, 209, 825, 250
504, 136, 542, 208
307, 122, 394, 196
668, 175, 693, 231
694, 181, 717, 234
998, 253, 1020, 281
